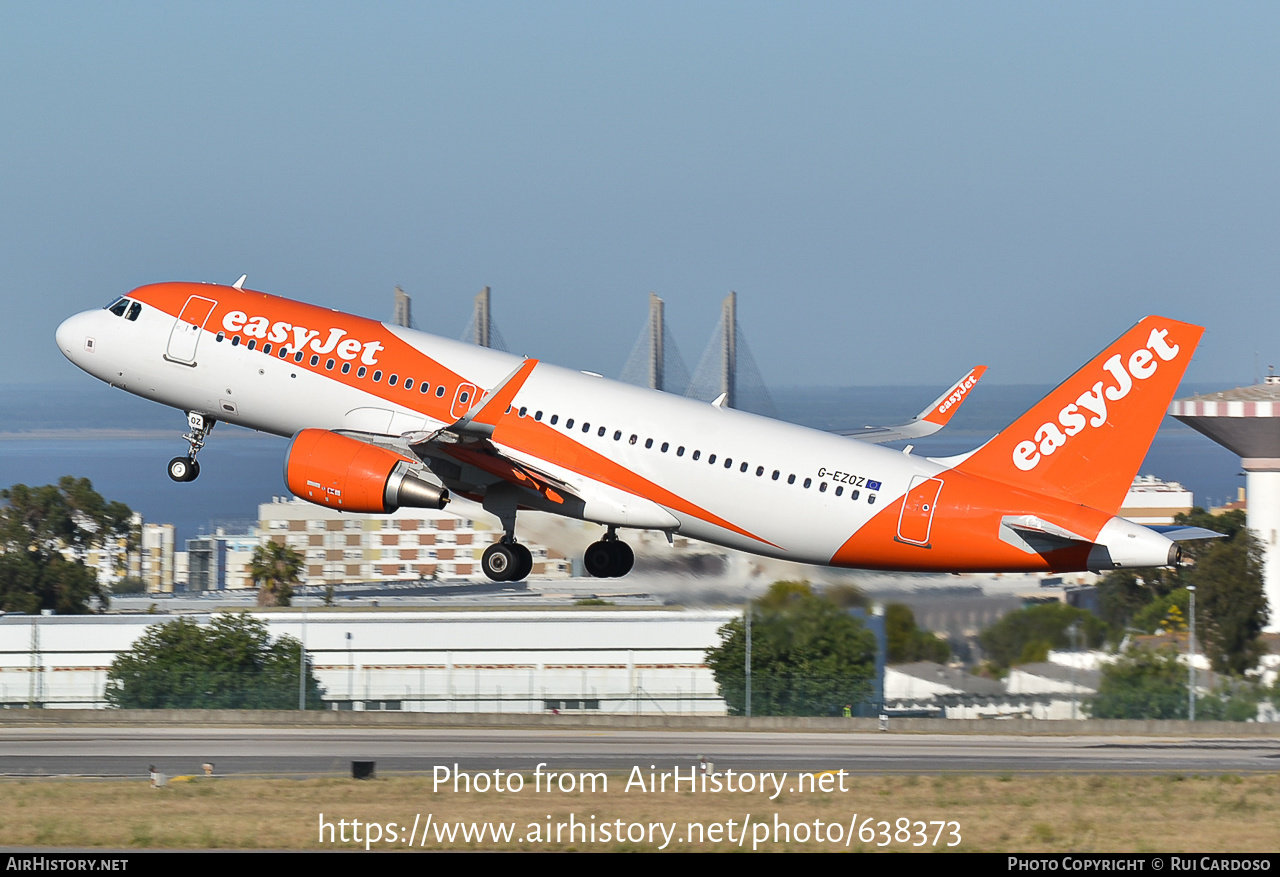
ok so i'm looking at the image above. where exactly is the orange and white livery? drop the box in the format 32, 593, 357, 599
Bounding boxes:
57, 280, 1210, 581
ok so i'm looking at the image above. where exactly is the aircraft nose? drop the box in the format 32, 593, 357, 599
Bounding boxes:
56, 311, 95, 366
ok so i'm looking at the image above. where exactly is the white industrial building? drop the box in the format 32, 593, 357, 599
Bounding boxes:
1119, 475, 1194, 525
0, 609, 733, 715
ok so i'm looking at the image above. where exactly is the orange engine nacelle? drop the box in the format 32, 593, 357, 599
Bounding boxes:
285, 429, 449, 513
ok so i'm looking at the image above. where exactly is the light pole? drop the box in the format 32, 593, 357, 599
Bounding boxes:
298, 607, 308, 711
1068, 620, 1081, 720
744, 608, 752, 719
1187, 586, 1197, 721
346, 631, 354, 709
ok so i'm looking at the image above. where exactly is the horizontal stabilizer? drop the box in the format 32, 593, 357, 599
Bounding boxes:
1146, 525, 1227, 542
998, 514, 1090, 555
840, 366, 986, 443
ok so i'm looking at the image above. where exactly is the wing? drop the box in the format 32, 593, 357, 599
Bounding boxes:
387, 359, 678, 529
838, 365, 986, 443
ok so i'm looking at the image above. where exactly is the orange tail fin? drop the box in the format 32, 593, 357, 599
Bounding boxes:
953, 316, 1204, 515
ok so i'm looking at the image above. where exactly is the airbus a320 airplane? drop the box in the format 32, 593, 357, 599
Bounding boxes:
57, 280, 1213, 582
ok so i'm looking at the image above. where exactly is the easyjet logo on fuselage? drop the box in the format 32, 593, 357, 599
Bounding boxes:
1012, 327, 1181, 472
221, 310, 384, 365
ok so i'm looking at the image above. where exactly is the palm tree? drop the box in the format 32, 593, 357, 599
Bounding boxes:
250, 541, 302, 607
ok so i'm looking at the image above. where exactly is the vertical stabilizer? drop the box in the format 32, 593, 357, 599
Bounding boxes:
954, 316, 1204, 515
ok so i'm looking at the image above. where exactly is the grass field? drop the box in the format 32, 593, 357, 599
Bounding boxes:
1, 771, 1277, 852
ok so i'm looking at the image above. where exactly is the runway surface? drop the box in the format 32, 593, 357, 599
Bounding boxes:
1, 727, 1277, 778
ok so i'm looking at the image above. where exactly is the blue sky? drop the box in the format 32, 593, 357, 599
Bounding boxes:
6, 2, 1280, 388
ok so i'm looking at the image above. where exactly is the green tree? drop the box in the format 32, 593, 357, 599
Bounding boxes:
0, 478, 134, 613
705, 581, 876, 716
1088, 645, 1187, 719
1131, 587, 1191, 634
885, 603, 950, 664
105, 612, 325, 709
1092, 509, 1266, 675
1095, 568, 1180, 633
111, 576, 148, 596
978, 602, 1107, 671
1195, 679, 1263, 722
1191, 532, 1268, 676
249, 541, 303, 608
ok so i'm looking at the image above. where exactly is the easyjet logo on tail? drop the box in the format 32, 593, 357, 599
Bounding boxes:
221, 310, 384, 365
1012, 328, 1181, 472
936, 370, 981, 417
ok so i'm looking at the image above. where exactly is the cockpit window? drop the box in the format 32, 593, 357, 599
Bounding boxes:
105, 297, 142, 320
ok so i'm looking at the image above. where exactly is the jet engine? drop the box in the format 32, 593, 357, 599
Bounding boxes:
284, 428, 449, 514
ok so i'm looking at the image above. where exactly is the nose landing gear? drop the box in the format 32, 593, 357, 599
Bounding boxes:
167, 412, 215, 482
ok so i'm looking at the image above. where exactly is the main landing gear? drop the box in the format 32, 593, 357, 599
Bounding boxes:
583, 528, 634, 579
481, 537, 534, 583
167, 412, 215, 483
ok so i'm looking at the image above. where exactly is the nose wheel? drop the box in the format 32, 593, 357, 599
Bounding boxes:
167, 412, 215, 482
167, 456, 200, 483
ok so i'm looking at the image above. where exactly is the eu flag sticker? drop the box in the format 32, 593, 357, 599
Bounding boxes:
867, 480, 882, 491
